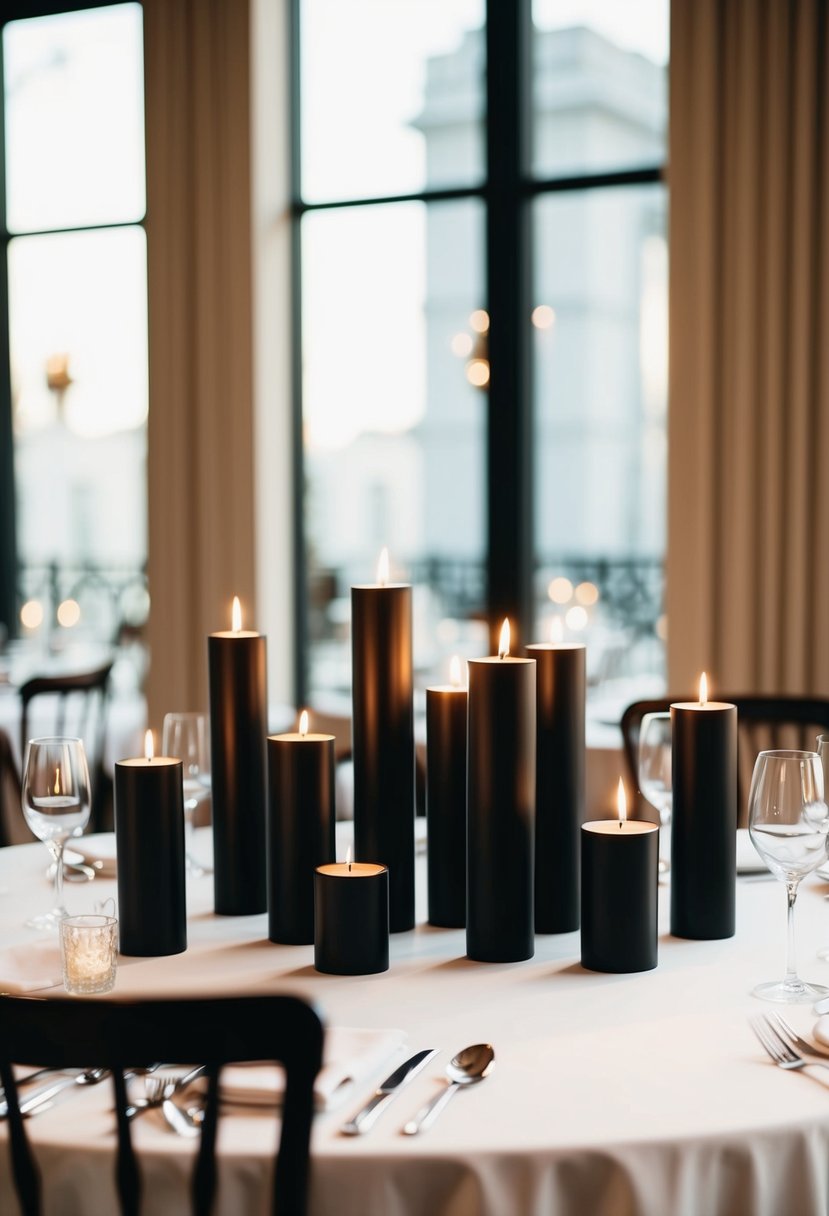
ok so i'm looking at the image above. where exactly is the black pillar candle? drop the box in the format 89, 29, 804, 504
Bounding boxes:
525, 638, 585, 933
267, 713, 336, 944
426, 658, 467, 928
467, 620, 536, 963
351, 552, 414, 933
581, 786, 658, 973
670, 677, 737, 939
314, 861, 389, 975
208, 597, 268, 916
114, 736, 187, 957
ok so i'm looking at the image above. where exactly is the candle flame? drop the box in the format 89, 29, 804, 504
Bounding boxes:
54, 766, 61, 796
231, 596, 242, 632
498, 618, 510, 659
699, 671, 708, 706
550, 616, 563, 643
346, 845, 352, 872
144, 729, 155, 761
617, 777, 627, 825
299, 709, 309, 737
376, 547, 390, 586
449, 655, 463, 687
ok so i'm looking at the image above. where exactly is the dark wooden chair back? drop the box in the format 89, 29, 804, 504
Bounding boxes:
0, 727, 22, 848
19, 662, 113, 831
0, 992, 324, 1216
621, 694, 829, 826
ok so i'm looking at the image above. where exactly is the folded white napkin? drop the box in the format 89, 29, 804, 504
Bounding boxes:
73, 833, 118, 878
219, 1026, 407, 1113
736, 828, 770, 875
0, 942, 62, 994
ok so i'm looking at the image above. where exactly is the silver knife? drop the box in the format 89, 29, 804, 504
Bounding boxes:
341, 1049, 438, 1136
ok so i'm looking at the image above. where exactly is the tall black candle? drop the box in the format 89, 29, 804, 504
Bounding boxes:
426, 657, 467, 928
114, 731, 187, 957
525, 634, 585, 933
467, 620, 536, 962
208, 596, 268, 916
351, 550, 415, 933
670, 674, 737, 940
581, 781, 658, 973
314, 859, 389, 975
267, 712, 336, 944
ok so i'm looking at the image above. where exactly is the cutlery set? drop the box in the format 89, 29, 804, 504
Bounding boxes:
749, 1011, 829, 1076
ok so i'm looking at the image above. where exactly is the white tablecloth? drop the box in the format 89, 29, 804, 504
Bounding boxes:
1, 826, 829, 1216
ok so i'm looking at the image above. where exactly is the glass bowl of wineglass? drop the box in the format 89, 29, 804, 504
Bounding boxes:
22, 737, 91, 930
748, 749, 829, 1002
638, 711, 672, 875
162, 712, 212, 876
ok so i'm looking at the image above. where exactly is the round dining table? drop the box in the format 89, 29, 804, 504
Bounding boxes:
1, 824, 829, 1216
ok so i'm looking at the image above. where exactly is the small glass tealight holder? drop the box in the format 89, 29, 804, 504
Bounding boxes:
60, 914, 118, 995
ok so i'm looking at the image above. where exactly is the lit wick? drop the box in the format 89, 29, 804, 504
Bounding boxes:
144, 729, 155, 763
376, 547, 390, 588
498, 618, 510, 661
617, 777, 627, 831
699, 671, 708, 706
346, 845, 353, 874
231, 595, 242, 633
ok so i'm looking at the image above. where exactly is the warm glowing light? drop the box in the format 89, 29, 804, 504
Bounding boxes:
451, 332, 474, 357
466, 359, 490, 387
144, 730, 155, 761
699, 672, 708, 706
470, 309, 489, 333
575, 581, 599, 607
498, 618, 511, 659
377, 547, 390, 586
532, 304, 556, 330
57, 598, 81, 628
548, 577, 573, 604
550, 616, 564, 643
565, 606, 589, 631
20, 599, 43, 630
346, 846, 353, 872
656, 614, 668, 641
449, 655, 463, 687
231, 596, 242, 632
617, 777, 627, 824
54, 766, 61, 796
299, 709, 309, 737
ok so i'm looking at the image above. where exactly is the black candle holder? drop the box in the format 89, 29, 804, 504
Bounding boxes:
314, 862, 389, 975
581, 820, 658, 973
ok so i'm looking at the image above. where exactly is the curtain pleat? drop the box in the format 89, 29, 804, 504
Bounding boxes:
668, 0, 829, 696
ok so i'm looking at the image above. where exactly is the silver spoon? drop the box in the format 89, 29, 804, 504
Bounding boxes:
401, 1043, 494, 1135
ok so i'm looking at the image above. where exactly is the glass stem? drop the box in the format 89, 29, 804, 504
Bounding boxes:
785, 880, 799, 986
53, 839, 66, 913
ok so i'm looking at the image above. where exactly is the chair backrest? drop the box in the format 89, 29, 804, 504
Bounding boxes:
19, 662, 113, 832
0, 728, 22, 848
620, 694, 829, 825
0, 992, 324, 1216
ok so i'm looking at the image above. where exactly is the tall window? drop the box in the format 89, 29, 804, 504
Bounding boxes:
0, 2, 148, 664
295, 0, 667, 711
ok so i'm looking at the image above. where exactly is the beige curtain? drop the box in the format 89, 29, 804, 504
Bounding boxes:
142, 0, 256, 724
668, 0, 829, 695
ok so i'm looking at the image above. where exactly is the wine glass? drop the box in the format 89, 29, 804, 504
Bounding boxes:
638, 711, 672, 875
162, 712, 211, 876
814, 734, 829, 959
22, 737, 91, 930
748, 749, 829, 1002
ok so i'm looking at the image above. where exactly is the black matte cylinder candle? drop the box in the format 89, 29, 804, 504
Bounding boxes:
208, 610, 268, 916
426, 672, 467, 928
114, 754, 187, 957
351, 572, 414, 933
467, 639, 536, 962
525, 640, 585, 933
314, 862, 389, 975
581, 818, 658, 972
670, 694, 737, 939
267, 723, 336, 944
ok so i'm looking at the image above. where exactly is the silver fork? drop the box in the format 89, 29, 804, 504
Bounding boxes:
767, 1012, 829, 1059
0, 1068, 110, 1120
139, 1067, 206, 1137
750, 1016, 829, 1073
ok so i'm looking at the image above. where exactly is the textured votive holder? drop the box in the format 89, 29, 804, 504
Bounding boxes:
60, 914, 118, 995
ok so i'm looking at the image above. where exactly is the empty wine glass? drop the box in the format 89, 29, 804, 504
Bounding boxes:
748, 749, 829, 1002
638, 711, 671, 875
815, 734, 829, 960
22, 737, 91, 930
162, 712, 211, 876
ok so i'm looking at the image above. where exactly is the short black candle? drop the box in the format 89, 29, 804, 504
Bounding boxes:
426, 668, 467, 928
467, 625, 536, 963
351, 560, 415, 933
670, 688, 737, 940
581, 818, 658, 973
208, 601, 268, 916
114, 752, 187, 957
525, 640, 585, 933
267, 720, 336, 945
314, 861, 389, 975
